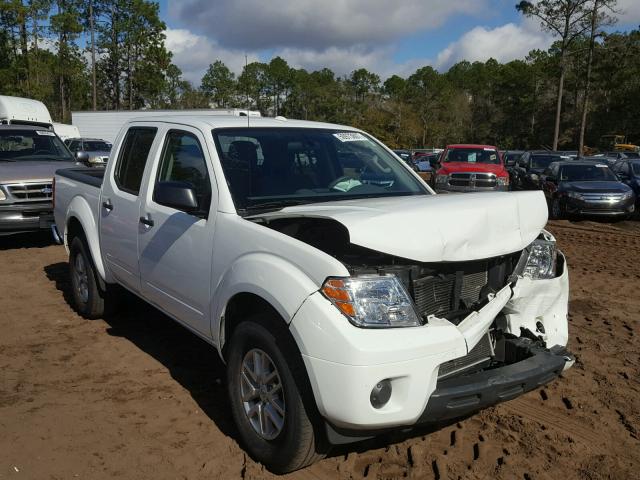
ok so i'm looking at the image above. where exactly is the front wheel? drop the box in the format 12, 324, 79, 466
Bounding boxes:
226, 320, 324, 473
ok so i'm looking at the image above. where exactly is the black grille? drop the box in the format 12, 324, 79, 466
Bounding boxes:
448, 173, 496, 188
438, 333, 494, 379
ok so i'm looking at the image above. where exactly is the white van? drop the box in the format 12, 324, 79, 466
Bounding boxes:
0, 95, 53, 128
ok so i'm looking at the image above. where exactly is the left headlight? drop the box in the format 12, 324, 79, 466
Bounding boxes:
523, 239, 557, 280
0, 187, 6, 201
321, 275, 422, 328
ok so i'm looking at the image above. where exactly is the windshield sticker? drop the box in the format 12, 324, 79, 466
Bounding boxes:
469, 152, 477, 163
490, 154, 497, 161
483, 148, 495, 151
35, 131, 55, 136
333, 132, 368, 142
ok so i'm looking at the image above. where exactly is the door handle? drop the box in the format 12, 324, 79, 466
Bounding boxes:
102, 200, 113, 211
139, 215, 154, 227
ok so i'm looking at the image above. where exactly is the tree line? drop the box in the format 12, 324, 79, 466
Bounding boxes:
1, 0, 638, 151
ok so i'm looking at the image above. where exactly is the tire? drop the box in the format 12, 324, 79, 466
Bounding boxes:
69, 236, 109, 319
550, 197, 564, 220
226, 320, 324, 473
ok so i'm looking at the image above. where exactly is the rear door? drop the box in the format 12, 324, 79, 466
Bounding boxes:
137, 126, 217, 336
100, 125, 159, 293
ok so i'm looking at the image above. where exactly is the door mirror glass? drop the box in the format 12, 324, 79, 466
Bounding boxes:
154, 181, 199, 212
75, 151, 89, 162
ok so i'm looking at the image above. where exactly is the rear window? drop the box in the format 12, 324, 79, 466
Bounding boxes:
114, 127, 157, 195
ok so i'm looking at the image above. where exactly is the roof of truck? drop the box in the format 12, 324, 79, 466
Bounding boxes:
126, 115, 358, 131
0, 124, 49, 131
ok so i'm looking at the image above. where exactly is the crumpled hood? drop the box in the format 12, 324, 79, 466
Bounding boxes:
251, 191, 548, 262
0, 160, 77, 184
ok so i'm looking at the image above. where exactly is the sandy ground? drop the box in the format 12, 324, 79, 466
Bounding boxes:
1, 219, 639, 480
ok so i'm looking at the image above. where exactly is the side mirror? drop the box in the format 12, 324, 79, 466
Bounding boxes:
428, 157, 440, 169
154, 181, 199, 212
75, 151, 89, 162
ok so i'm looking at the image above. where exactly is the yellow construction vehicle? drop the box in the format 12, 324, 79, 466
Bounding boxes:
598, 134, 639, 153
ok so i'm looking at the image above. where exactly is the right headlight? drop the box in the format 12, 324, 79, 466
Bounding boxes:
321, 275, 421, 328
523, 239, 557, 280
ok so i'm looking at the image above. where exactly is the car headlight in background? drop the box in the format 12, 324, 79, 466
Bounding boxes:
435, 174, 448, 185
523, 239, 557, 279
529, 173, 539, 182
566, 191, 582, 199
321, 275, 421, 328
496, 176, 509, 186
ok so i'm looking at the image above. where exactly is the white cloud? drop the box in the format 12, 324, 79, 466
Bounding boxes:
435, 18, 553, 70
169, 0, 488, 50
615, 0, 640, 25
275, 46, 429, 79
165, 28, 258, 84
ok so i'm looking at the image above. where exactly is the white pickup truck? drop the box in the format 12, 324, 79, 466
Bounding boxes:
53, 115, 573, 473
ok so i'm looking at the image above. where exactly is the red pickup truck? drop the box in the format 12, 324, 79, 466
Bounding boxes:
432, 144, 509, 192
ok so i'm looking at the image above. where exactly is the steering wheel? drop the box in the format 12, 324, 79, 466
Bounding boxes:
328, 175, 355, 190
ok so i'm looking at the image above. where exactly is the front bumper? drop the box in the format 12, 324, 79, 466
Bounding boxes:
0, 202, 54, 236
290, 254, 570, 433
564, 196, 635, 216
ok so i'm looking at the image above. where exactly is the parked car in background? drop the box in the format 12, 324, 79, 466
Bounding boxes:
514, 151, 563, 190
53, 115, 572, 473
432, 144, 509, 192
392, 149, 416, 170
603, 151, 640, 163
542, 160, 635, 219
0, 125, 77, 236
611, 159, 640, 208
64, 137, 112, 167
503, 150, 524, 167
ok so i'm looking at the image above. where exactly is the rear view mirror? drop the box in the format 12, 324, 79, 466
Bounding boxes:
154, 181, 199, 212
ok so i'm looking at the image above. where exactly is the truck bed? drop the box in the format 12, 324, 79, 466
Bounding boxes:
56, 167, 104, 188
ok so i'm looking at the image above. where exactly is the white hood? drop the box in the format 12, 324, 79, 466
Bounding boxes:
251, 191, 548, 262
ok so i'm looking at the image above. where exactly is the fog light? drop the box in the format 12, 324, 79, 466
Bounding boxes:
370, 379, 392, 409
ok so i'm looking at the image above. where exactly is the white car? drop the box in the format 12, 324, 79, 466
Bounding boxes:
52, 115, 573, 473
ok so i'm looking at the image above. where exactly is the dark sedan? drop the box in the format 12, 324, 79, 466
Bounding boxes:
542, 161, 635, 219
514, 151, 563, 190
611, 159, 640, 207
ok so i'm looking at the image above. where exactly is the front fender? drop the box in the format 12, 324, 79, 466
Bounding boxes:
212, 252, 320, 350
66, 196, 108, 282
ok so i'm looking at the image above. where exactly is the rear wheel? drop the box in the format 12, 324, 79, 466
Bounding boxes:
69, 236, 114, 318
226, 320, 324, 473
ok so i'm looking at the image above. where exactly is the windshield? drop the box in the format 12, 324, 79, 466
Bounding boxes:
213, 128, 428, 211
560, 164, 618, 182
632, 162, 640, 175
530, 155, 560, 169
84, 141, 111, 152
0, 129, 73, 161
442, 148, 499, 164
504, 152, 522, 163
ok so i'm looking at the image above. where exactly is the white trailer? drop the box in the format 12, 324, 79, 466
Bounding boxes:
52, 122, 81, 141
0, 95, 53, 128
71, 109, 261, 143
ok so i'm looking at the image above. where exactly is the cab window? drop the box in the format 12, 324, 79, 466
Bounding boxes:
155, 130, 211, 215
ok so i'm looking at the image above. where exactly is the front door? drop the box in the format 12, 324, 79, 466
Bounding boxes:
137, 127, 216, 336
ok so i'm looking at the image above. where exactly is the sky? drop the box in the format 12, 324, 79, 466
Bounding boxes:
159, 0, 640, 84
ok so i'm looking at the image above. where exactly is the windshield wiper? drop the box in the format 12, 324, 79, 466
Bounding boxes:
241, 199, 312, 214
